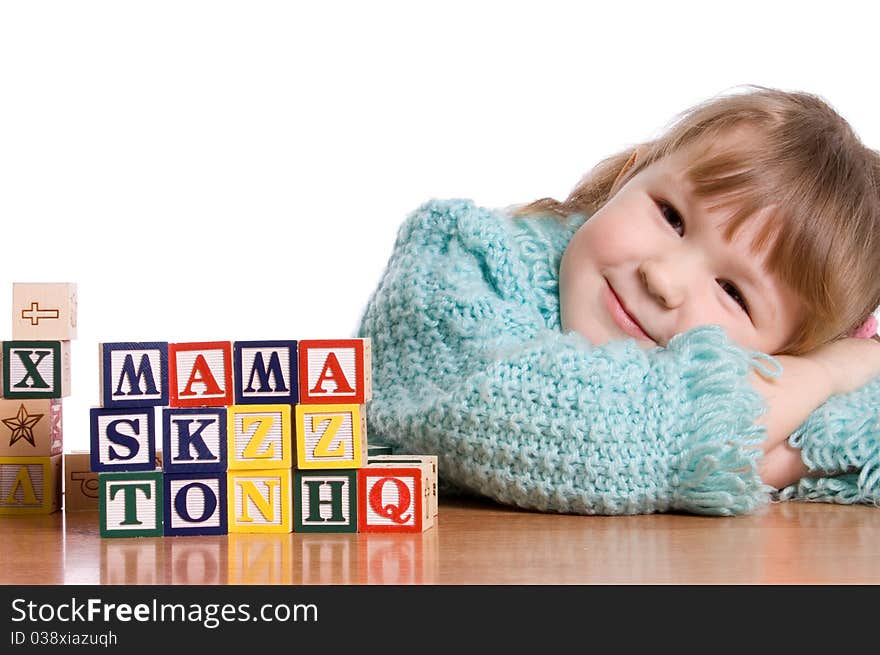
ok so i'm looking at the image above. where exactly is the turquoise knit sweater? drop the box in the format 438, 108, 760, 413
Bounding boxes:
356, 198, 880, 516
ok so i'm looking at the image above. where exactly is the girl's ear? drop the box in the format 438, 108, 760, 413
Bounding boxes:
610, 145, 647, 195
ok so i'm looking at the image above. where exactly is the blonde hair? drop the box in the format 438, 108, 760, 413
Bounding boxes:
513, 85, 880, 355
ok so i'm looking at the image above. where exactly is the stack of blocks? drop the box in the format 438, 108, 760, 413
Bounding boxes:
91, 338, 437, 537
0, 283, 76, 515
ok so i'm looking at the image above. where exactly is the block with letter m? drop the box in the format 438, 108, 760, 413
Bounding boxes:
100, 342, 169, 408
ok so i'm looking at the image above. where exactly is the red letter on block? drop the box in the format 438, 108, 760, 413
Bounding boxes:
169, 342, 233, 408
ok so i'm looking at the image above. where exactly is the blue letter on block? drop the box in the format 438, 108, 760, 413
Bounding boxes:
233, 340, 298, 405
101, 342, 169, 408
162, 408, 227, 473
90, 407, 157, 472
164, 473, 227, 536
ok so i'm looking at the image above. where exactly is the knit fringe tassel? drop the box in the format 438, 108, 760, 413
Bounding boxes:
777, 383, 880, 506
667, 326, 774, 516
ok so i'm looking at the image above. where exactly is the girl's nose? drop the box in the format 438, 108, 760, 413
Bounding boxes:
639, 259, 686, 308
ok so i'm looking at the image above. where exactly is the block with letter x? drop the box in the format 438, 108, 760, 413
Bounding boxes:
2, 340, 71, 399
294, 403, 366, 470
99, 342, 169, 408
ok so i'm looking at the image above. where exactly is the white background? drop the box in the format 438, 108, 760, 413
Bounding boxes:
1, 1, 878, 451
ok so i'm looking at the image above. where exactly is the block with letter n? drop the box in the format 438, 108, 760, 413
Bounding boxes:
298, 338, 372, 404
2, 340, 71, 399
99, 342, 169, 408
294, 403, 366, 470
293, 470, 358, 533
0, 455, 61, 514
233, 340, 298, 405
89, 406, 157, 472
99, 470, 164, 538
357, 463, 435, 533
168, 341, 233, 407
227, 469, 292, 533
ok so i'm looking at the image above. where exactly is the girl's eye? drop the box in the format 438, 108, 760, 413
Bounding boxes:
718, 280, 750, 314
657, 200, 684, 236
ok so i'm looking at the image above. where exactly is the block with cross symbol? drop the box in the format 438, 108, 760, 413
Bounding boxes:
2, 340, 71, 399
12, 283, 77, 341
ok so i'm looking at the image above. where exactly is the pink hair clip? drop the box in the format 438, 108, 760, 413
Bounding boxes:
849, 314, 878, 339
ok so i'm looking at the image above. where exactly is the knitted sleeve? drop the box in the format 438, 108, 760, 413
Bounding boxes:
357, 198, 776, 516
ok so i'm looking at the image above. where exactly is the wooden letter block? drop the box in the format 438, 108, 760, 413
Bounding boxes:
100, 342, 169, 408
293, 470, 358, 533
357, 464, 434, 533
99, 471, 164, 538
163, 472, 227, 536
0, 455, 61, 514
64, 451, 99, 511
368, 454, 438, 518
90, 406, 157, 472
169, 341, 233, 407
227, 469, 292, 533
227, 404, 292, 470
294, 403, 366, 470
298, 338, 372, 404
2, 340, 71, 399
162, 407, 227, 473
12, 282, 77, 341
233, 340, 298, 405
0, 398, 62, 457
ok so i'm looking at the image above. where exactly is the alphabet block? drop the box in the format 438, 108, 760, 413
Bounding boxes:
0, 398, 62, 457
162, 407, 227, 473
12, 282, 77, 341
0, 454, 61, 514
298, 338, 372, 404
357, 464, 434, 533
163, 472, 227, 536
233, 340, 298, 405
169, 341, 233, 407
2, 340, 71, 399
227, 404, 292, 470
293, 470, 358, 533
64, 451, 99, 511
100, 342, 169, 408
99, 470, 164, 538
294, 403, 366, 470
90, 406, 157, 472
227, 468, 292, 533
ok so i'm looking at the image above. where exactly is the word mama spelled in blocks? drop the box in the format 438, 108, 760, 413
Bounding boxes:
92, 337, 438, 538
0, 283, 76, 515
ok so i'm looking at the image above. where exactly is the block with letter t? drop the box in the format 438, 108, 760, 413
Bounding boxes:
293, 470, 358, 533
169, 341, 233, 407
99, 342, 169, 408
90, 406, 157, 472
233, 340, 298, 405
297, 338, 372, 404
2, 340, 71, 399
99, 470, 164, 538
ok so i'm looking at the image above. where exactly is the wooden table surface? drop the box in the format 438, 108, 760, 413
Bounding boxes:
2, 496, 879, 585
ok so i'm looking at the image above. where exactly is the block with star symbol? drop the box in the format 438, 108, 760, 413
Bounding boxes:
12, 282, 77, 341
0, 455, 62, 514
2, 340, 71, 399
0, 398, 62, 457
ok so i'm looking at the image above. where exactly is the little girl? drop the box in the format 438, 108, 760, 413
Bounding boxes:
356, 85, 880, 516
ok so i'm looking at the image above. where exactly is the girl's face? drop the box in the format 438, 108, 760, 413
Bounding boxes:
559, 143, 805, 354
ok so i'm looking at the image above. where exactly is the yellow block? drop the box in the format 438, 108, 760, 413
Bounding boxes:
0, 455, 61, 514
227, 469, 292, 533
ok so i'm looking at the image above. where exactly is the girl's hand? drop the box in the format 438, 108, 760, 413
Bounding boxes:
804, 336, 880, 396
